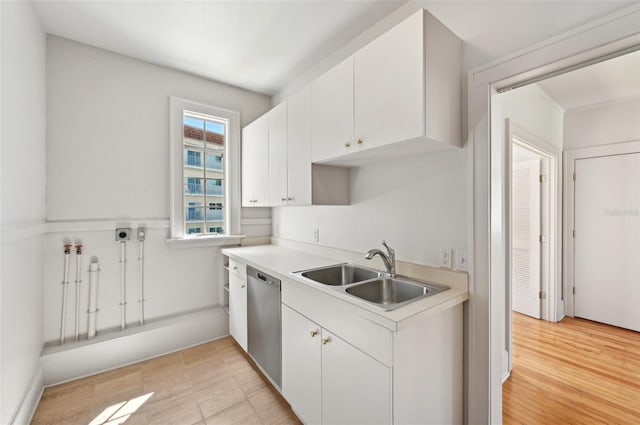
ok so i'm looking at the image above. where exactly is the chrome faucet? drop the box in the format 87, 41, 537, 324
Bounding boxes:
365, 240, 396, 277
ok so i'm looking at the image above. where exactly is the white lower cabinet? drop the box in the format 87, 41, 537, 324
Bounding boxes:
229, 273, 247, 351
282, 304, 391, 425
282, 304, 322, 424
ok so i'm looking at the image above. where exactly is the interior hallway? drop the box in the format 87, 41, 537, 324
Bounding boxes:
31, 337, 300, 425
503, 312, 640, 424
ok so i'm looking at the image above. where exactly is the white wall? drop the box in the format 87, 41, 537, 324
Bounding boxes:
0, 2, 46, 423
564, 97, 640, 149
44, 36, 271, 344
499, 84, 564, 149
274, 148, 467, 268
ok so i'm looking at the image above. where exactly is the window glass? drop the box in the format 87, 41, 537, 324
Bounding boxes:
182, 111, 227, 236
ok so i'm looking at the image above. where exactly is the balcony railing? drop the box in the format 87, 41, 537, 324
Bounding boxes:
207, 209, 224, 221
185, 183, 224, 196
185, 208, 224, 222
184, 157, 223, 171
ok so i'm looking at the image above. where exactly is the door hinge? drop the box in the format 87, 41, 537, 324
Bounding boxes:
572, 229, 575, 238
539, 291, 546, 299
573, 172, 576, 181
539, 235, 547, 243
539, 174, 547, 183
572, 286, 575, 295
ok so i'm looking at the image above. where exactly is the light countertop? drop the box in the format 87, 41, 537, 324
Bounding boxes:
222, 244, 468, 328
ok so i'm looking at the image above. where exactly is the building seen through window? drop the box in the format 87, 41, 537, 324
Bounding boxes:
183, 113, 225, 235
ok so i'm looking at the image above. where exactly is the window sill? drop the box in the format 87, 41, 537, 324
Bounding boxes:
165, 234, 243, 248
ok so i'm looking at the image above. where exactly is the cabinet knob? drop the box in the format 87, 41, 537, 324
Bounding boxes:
322, 337, 330, 345
241, 284, 246, 288
281, 197, 287, 202
287, 197, 294, 201
310, 330, 318, 338
233, 266, 238, 270
344, 141, 351, 148
356, 138, 363, 145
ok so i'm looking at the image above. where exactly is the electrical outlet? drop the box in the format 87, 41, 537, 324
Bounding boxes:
313, 228, 319, 243
439, 248, 452, 268
453, 249, 468, 271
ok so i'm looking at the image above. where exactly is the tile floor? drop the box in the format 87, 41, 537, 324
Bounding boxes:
31, 337, 301, 425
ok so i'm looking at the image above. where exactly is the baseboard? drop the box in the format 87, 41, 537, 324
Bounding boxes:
42, 306, 228, 386
10, 366, 44, 425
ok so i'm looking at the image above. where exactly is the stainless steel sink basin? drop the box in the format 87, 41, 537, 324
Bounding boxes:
345, 277, 448, 310
296, 264, 381, 286
291, 263, 448, 311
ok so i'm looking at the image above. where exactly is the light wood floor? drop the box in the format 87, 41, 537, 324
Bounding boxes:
503, 312, 640, 424
31, 336, 301, 425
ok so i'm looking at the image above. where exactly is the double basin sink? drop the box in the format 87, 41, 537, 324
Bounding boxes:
291, 264, 448, 311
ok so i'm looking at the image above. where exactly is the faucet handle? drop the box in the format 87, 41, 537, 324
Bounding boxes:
381, 240, 394, 256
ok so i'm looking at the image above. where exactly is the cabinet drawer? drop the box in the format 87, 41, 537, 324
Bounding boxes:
282, 278, 392, 367
228, 258, 246, 279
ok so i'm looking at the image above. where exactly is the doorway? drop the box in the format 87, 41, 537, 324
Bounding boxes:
504, 120, 560, 379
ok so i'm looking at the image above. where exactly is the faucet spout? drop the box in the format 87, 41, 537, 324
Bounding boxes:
364, 241, 396, 277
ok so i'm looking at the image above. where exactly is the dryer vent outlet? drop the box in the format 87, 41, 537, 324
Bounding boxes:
115, 228, 131, 241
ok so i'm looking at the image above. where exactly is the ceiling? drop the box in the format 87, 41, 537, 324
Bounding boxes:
33, 1, 636, 96
536, 49, 640, 111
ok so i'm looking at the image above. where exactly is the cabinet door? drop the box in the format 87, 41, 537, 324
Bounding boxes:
321, 330, 391, 425
311, 56, 354, 162
268, 102, 288, 206
354, 11, 423, 151
241, 114, 269, 207
286, 87, 312, 206
282, 305, 321, 425
229, 274, 247, 351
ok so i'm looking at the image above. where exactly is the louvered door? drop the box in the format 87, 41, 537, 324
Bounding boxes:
512, 159, 541, 318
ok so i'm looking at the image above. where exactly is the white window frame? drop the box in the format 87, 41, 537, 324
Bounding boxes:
168, 97, 242, 246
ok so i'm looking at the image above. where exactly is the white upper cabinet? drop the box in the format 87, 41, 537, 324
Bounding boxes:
311, 57, 355, 162
313, 9, 462, 167
268, 101, 288, 206
354, 10, 424, 151
286, 87, 312, 206
241, 114, 269, 207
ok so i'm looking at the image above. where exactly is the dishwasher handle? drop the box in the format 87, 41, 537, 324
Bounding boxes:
257, 272, 268, 282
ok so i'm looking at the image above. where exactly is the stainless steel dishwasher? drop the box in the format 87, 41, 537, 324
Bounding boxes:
246, 266, 281, 389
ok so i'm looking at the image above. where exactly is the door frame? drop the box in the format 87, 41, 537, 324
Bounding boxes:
467, 4, 640, 422
563, 140, 640, 317
505, 121, 559, 378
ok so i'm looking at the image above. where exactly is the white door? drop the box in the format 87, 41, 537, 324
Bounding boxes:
281, 305, 321, 425
354, 10, 423, 151
287, 87, 312, 206
268, 101, 288, 206
321, 329, 391, 425
228, 274, 247, 351
511, 159, 541, 318
241, 114, 269, 207
311, 56, 354, 162
574, 153, 640, 331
